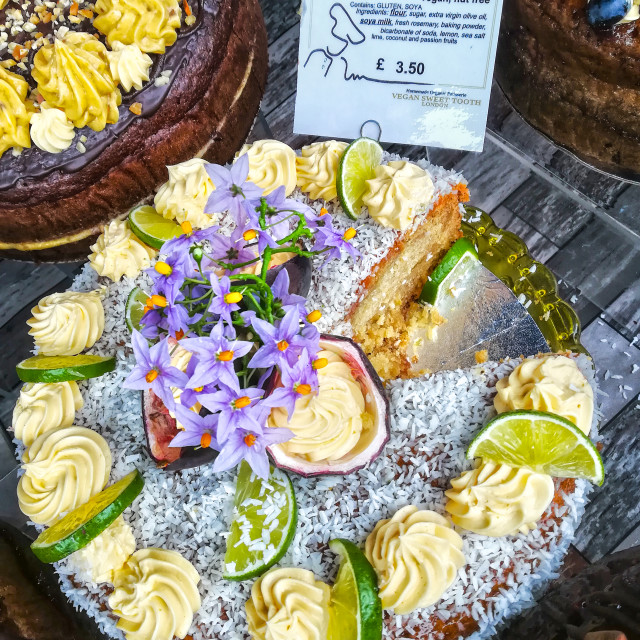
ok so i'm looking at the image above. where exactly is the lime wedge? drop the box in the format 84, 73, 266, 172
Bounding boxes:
420, 237, 479, 307
337, 138, 384, 220
16, 354, 116, 383
223, 462, 297, 581
128, 205, 183, 250
125, 287, 149, 333
328, 538, 382, 640
467, 410, 604, 485
31, 469, 144, 563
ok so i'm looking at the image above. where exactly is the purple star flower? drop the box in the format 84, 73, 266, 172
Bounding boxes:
160, 224, 219, 258
181, 322, 253, 391
212, 426, 293, 479
169, 404, 220, 450
198, 387, 265, 443
148, 252, 190, 298
248, 307, 313, 368
124, 331, 189, 409
207, 226, 258, 274
208, 275, 242, 324
311, 219, 361, 262
262, 350, 318, 418
204, 155, 264, 222
271, 269, 307, 315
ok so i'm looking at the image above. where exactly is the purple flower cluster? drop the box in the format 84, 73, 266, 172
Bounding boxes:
124, 155, 360, 478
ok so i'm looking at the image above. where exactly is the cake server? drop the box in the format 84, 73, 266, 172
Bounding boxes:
407, 258, 549, 373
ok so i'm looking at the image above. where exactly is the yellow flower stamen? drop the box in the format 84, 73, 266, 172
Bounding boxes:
312, 358, 328, 370
235, 396, 251, 409
243, 229, 257, 241
244, 433, 257, 447
151, 294, 167, 308
295, 384, 312, 395
224, 292, 243, 304
277, 340, 289, 352
180, 220, 193, 235
175, 329, 185, 340
218, 350, 234, 362
306, 310, 322, 323
343, 227, 357, 241
320, 207, 328, 216
194, 386, 204, 392
155, 261, 172, 276
145, 369, 158, 383
200, 432, 212, 448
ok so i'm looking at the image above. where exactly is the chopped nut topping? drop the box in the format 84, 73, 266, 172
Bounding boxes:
129, 102, 142, 115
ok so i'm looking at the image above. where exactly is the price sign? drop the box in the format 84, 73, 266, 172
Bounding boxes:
294, 0, 505, 152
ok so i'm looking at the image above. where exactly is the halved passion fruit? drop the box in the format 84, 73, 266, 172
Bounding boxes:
141, 390, 218, 471
267, 335, 391, 477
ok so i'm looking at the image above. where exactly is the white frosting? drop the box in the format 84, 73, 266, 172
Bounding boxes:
107, 41, 153, 92
67, 515, 136, 583
12, 381, 84, 447
30, 104, 75, 153
154, 158, 217, 229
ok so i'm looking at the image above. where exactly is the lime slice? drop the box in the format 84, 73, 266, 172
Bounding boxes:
223, 462, 297, 581
337, 137, 384, 220
16, 354, 116, 383
328, 538, 382, 640
125, 287, 149, 333
420, 237, 479, 307
128, 205, 183, 250
31, 469, 144, 563
467, 410, 604, 485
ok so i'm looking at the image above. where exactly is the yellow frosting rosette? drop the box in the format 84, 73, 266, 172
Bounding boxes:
365, 505, 465, 613
237, 140, 297, 196
0, 66, 32, 157
32, 32, 121, 132
246, 568, 331, 640
296, 140, 347, 201
94, 0, 181, 54
109, 548, 201, 640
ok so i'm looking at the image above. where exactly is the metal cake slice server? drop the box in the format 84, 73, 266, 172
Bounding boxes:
407, 258, 549, 373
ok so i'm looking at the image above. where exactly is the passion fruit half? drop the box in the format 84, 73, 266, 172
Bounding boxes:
267, 334, 391, 477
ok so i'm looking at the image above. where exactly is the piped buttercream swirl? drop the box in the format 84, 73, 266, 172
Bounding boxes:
89, 219, 156, 281
296, 140, 347, 201
0, 66, 31, 157
107, 41, 153, 92
32, 32, 121, 132
109, 548, 201, 640
494, 355, 594, 435
246, 568, 331, 640
445, 461, 555, 537
12, 381, 84, 447
268, 350, 367, 462
154, 158, 217, 229
27, 289, 105, 356
362, 161, 434, 230
30, 103, 75, 153
94, 0, 181, 53
68, 515, 136, 583
237, 140, 297, 195
17, 426, 112, 526
365, 505, 465, 613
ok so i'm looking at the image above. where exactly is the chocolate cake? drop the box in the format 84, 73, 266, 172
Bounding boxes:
0, 0, 267, 262
496, 0, 640, 179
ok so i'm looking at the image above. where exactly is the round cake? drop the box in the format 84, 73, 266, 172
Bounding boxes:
0, 0, 267, 261
7, 140, 601, 640
496, 0, 640, 179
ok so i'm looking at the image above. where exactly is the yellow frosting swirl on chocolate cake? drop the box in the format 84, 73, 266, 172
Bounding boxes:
68, 515, 136, 583
27, 289, 105, 356
237, 140, 297, 196
154, 158, 217, 229
107, 41, 153, 92
494, 355, 594, 435
365, 505, 465, 614
89, 220, 156, 281
32, 33, 121, 132
0, 67, 32, 157
362, 161, 434, 230
18, 426, 111, 526
246, 568, 331, 640
94, 0, 181, 54
12, 381, 84, 447
296, 140, 347, 201
109, 548, 201, 640
445, 461, 555, 537
268, 350, 367, 462
30, 103, 75, 153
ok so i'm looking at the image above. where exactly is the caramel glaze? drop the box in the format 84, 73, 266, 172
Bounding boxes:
0, 0, 268, 260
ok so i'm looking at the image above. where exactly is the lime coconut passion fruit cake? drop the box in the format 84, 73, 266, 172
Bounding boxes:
8, 138, 604, 640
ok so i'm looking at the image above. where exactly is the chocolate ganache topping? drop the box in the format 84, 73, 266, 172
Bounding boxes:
0, 0, 217, 191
